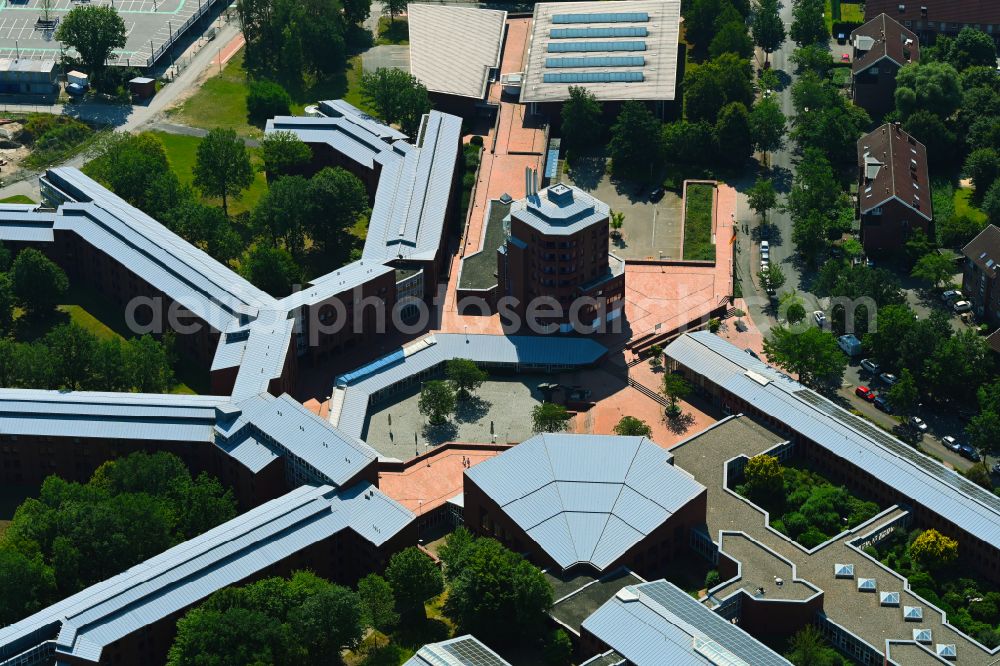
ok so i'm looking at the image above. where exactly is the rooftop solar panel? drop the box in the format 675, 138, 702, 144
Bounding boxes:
548, 41, 646, 53
550, 27, 648, 38
551, 12, 650, 24
545, 56, 645, 68
542, 71, 644, 84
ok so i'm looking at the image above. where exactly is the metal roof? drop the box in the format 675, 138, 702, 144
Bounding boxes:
318, 99, 408, 142
404, 635, 512, 666
521, 0, 679, 104
276, 260, 395, 310
407, 4, 507, 99
0, 208, 56, 242
229, 312, 297, 401
0, 483, 413, 665
507, 183, 610, 237
465, 434, 704, 572
581, 579, 792, 666
665, 331, 1000, 553
332, 333, 608, 439
265, 115, 394, 170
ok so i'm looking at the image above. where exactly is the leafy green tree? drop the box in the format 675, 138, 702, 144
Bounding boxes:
124, 334, 175, 393
749, 96, 785, 161
360, 67, 431, 137
751, 0, 785, 63
438, 526, 476, 581
83, 133, 183, 214
532, 402, 572, 432
446, 358, 488, 401
715, 102, 753, 163
662, 373, 690, 416
0, 549, 56, 625
763, 326, 847, 388
710, 21, 753, 60
11, 248, 67, 316
985, 181, 1000, 225
307, 167, 370, 255
785, 625, 844, 666
168, 606, 294, 666
289, 585, 365, 662
888, 369, 919, 416
561, 86, 603, 157
964, 147, 1000, 198
252, 174, 311, 254
909, 529, 959, 570
684, 54, 754, 124
443, 535, 553, 645
964, 462, 993, 490
609, 101, 665, 180
758, 263, 785, 292
903, 109, 958, 166
543, 629, 573, 666
357, 573, 399, 636
418, 380, 457, 426
247, 80, 292, 125
613, 416, 653, 437
747, 177, 777, 224
944, 27, 998, 71
260, 130, 312, 178
384, 547, 443, 621
342, 0, 371, 24
164, 199, 242, 262
786, 302, 806, 323
969, 410, 1000, 457
662, 120, 718, 165
790, 43, 832, 74
911, 251, 957, 288
193, 128, 254, 217
895, 61, 962, 120
45, 324, 97, 390
789, 0, 826, 47
743, 454, 784, 503
685, 0, 740, 48
382, 0, 407, 22
238, 244, 303, 297
0, 272, 14, 335
923, 329, 992, 403
55, 6, 126, 79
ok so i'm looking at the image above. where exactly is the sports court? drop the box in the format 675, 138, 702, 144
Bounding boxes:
0, 0, 221, 67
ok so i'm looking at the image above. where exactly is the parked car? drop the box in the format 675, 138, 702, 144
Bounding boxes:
761, 248, 769, 261
837, 334, 862, 357
873, 395, 893, 413
941, 290, 963, 304
909, 416, 928, 432
942, 435, 960, 452
855, 385, 875, 401
860, 358, 880, 375
879, 372, 898, 387
992, 462, 1000, 475
960, 444, 980, 461
760, 259, 769, 271
813, 310, 827, 326
650, 187, 665, 202
760, 240, 769, 252
953, 300, 972, 313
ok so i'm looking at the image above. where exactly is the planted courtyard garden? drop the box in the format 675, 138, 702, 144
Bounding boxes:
735, 454, 881, 548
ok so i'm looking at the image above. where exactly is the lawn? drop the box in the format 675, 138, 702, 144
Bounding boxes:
0, 195, 34, 204
954, 187, 988, 224
149, 130, 269, 217
825, 0, 864, 30
683, 183, 716, 261
376, 17, 409, 45
830, 66, 851, 87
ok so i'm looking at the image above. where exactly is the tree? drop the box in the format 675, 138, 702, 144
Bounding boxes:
438, 526, 476, 581
55, 6, 126, 79
168, 606, 294, 666
443, 534, 552, 645
662, 373, 690, 417
45, 324, 97, 390
609, 101, 665, 181
946, 27, 997, 71
11, 248, 67, 316
662, 120, 718, 165
710, 21, 754, 60
357, 573, 398, 636
418, 380, 456, 426
763, 326, 847, 388
261, 131, 312, 180
789, 0, 826, 47
785, 625, 843, 666
239, 244, 302, 297
360, 67, 431, 136
307, 167, 370, 255
83, 133, 181, 214
888, 369, 919, 416
968, 410, 1000, 457
911, 252, 956, 288
648, 343, 664, 370
743, 454, 784, 503
964, 462, 993, 490
715, 102, 753, 163
193, 128, 254, 217
758, 263, 786, 292
446, 358, 488, 401
786, 302, 806, 323
532, 402, 571, 432
790, 43, 832, 75
751, 0, 785, 63
561, 86, 602, 157
252, 174, 311, 254
609, 210, 624, 238
0, 550, 56, 625
0, 273, 14, 335
904, 109, 958, 166
382, 0, 407, 22
684, 55, 754, 124
247, 80, 292, 125
165, 199, 242, 262
909, 529, 959, 570
342, 0, 372, 24
985, 181, 1000, 225
384, 547, 443, 620
964, 147, 1000, 198
747, 177, 777, 224
749, 96, 785, 162
613, 416, 653, 437
543, 629, 573, 666
895, 61, 962, 120
289, 585, 365, 662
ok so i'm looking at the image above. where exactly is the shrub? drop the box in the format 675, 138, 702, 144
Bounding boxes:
798, 527, 828, 548
704, 570, 721, 589
247, 80, 291, 124
469, 135, 483, 146
708, 317, 721, 332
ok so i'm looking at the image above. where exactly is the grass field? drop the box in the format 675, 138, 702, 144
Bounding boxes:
149, 130, 268, 217
0, 195, 34, 204
954, 187, 988, 224
826, 0, 864, 30
376, 17, 409, 45
683, 183, 716, 261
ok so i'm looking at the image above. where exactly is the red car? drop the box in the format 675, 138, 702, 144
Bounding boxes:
855, 385, 875, 401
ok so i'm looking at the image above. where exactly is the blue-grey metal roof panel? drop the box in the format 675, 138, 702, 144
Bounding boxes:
666, 331, 1000, 552
318, 99, 408, 141
230, 313, 296, 401
507, 183, 610, 236
277, 261, 395, 310
404, 634, 512, 666
582, 580, 792, 666
547, 40, 646, 52
551, 12, 649, 23
0, 210, 56, 242
265, 116, 393, 169
543, 71, 644, 83
545, 56, 645, 68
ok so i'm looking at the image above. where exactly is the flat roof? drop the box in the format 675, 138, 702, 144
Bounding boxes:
521, 0, 680, 104
0, 483, 413, 665
509, 183, 610, 236
582, 579, 791, 665
407, 4, 507, 99
466, 434, 704, 572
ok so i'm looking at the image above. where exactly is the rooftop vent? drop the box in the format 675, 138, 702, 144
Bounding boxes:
547, 182, 574, 205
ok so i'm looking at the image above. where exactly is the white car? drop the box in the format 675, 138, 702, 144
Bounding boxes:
813, 310, 826, 326
760, 240, 769, 252
953, 300, 972, 313
761, 248, 770, 261
941, 290, 963, 303
942, 435, 960, 452
909, 416, 929, 432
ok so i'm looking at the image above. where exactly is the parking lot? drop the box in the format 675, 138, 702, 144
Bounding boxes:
0, 0, 216, 66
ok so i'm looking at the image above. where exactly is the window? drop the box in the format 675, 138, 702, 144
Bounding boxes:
871, 206, 883, 215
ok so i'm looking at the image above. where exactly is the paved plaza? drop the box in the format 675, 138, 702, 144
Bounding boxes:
0, 0, 219, 65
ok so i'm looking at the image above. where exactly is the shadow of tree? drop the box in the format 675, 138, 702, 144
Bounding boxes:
455, 396, 491, 424
567, 156, 606, 190
768, 165, 794, 193
665, 411, 696, 434
423, 421, 458, 445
